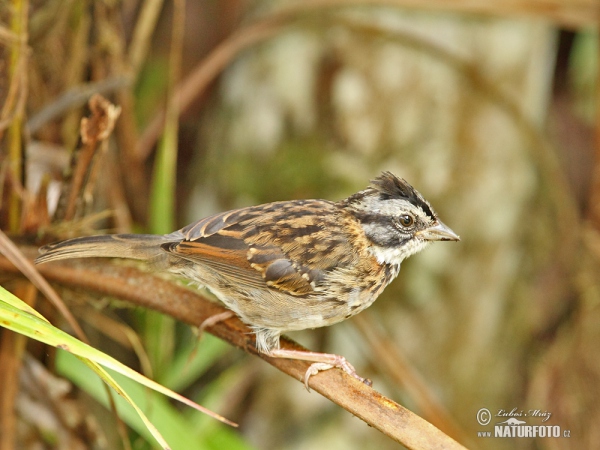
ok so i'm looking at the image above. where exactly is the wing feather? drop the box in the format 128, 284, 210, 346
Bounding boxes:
165, 239, 267, 290
164, 200, 354, 296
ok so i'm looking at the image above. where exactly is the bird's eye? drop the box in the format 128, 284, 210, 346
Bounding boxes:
398, 215, 414, 227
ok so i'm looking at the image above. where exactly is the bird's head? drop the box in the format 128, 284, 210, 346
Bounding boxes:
343, 172, 459, 266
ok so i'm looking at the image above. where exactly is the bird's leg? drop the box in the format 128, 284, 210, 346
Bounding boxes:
197, 311, 235, 338
185, 311, 236, 369
266, 348, 372, 390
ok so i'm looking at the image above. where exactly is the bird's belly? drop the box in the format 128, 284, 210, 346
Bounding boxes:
216, 285, 377, 332
175, 263, 388, 333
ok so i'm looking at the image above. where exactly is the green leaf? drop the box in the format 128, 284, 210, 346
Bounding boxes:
58, 351, 205, 449
0, 285, 236, 450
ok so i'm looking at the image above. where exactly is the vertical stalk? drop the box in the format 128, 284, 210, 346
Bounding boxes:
6, 0, 28, 232
150, 0, 185, 235
147, 0, 186, 378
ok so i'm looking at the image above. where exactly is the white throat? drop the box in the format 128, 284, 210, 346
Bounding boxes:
368, 239, 430, 266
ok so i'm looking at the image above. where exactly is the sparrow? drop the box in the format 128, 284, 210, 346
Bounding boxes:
36, 172, 459, 387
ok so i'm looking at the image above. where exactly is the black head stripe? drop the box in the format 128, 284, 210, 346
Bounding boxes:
370, 172, 436, 219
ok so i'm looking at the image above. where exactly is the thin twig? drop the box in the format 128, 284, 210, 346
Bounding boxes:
0, 24, 20, 44
0, 253, 467, 449
136, 19, 285, 160
0, 232, 87, 343
127, 0, 165, 77
26, 77, 131, 134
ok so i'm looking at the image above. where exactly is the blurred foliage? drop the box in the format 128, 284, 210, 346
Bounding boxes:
208, 136, 352, 204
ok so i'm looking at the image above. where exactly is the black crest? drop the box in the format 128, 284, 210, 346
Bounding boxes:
370, 172, 435, 219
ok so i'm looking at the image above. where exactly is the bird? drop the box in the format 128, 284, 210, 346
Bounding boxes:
36, 172, 459, 387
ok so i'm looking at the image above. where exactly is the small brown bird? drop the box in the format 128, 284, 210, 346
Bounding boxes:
36, 172, 459, 387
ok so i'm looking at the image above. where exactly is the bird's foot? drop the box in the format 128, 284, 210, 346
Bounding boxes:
266, 348, 372, 391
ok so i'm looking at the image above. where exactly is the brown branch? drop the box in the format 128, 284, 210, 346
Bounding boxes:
0, 252, 467, 450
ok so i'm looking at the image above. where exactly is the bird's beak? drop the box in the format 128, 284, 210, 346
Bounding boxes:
416, 220, 460, 242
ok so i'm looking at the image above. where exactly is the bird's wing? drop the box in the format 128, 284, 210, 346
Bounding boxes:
163, 200, 353, 296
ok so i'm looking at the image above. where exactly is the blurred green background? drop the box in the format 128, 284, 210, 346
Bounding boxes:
0, 1, 598, 449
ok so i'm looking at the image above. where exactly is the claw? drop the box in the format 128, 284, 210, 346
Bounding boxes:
303, 363, 333, 391
302, 357, 372, 391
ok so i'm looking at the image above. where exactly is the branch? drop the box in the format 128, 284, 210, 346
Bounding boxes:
0, 252, 467, 450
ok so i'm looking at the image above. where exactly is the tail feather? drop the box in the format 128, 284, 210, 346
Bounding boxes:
35, 234, 174, 265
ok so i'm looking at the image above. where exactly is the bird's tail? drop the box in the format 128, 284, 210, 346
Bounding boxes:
35, 233, 176, 265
